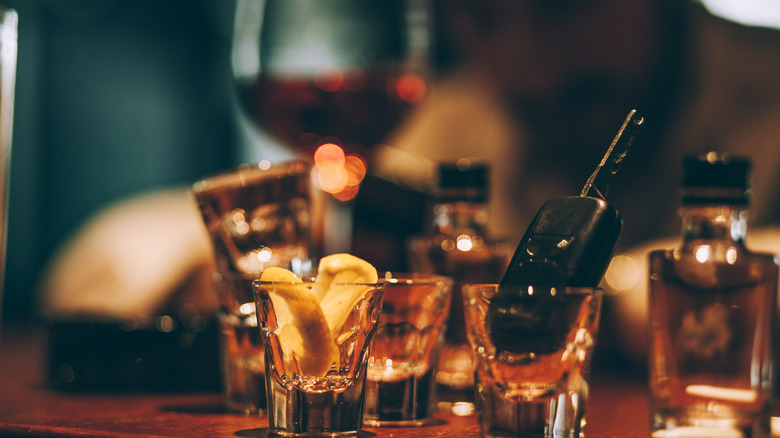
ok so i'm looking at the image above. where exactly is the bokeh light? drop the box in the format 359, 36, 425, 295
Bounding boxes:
343, 154, 367, 186
313, 143, 367, 201
394, 73, 427, 102
314, 142, 345, 173
604, 253, 641, 293
456, 234, 474, 251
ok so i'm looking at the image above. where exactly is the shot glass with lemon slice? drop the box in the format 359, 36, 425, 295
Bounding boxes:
253, 254, 384, 437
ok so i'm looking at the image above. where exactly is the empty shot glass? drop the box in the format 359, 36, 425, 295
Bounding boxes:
363, 273, 453, 427
193, 160, 317, 413
254, 278, 384, 437
463, 284, 603, 438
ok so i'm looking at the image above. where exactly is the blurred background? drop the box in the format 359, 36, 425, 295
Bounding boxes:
2, 0, 239, 325
3, 0, 780, 333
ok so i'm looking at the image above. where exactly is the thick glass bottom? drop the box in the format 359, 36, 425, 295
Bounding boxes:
651, 406, 770, 438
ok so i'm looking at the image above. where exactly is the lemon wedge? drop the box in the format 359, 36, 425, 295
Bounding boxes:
259, 267, 340, 377
312, 253, 379, 335
260, 266, 302, 283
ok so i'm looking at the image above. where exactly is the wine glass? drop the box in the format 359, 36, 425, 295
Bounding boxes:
231, 0, 432, 254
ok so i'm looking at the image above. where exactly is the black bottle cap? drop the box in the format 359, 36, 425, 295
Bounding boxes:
681, 152, 751, 205
437, 160, 489, 202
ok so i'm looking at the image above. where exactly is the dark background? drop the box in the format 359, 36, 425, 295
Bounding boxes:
2, 0, 240, 324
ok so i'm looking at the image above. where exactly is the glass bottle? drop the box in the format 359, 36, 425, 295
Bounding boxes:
648, 152, 777, 437
407, 160, 512, 412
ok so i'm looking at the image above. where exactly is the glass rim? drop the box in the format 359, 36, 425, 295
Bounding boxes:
378, 272, 453, 286
252, 278, 385, 288
210, 271, 261, 281
192, 159, 310, 194
463, 283, 603, 294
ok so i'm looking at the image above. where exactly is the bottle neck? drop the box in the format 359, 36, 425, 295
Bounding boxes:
679, 204, 749, 245
433, 199, 489, 235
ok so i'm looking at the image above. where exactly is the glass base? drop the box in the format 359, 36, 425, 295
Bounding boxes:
651, 408, 771, 438
363, 367, 437, 427
265, 372, 366, 437
268, 431, 359, 437
651, 427, 746, 438
477, 388, 586, 438
436, 400, 475, 417
362, 416, 438, 428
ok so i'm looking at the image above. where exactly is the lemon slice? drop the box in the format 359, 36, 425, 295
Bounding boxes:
260, 266, 303, 283
260, 267, 340, 377
313, 253, 379, 335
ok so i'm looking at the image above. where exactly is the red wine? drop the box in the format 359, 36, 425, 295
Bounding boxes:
236, 71, 425, 158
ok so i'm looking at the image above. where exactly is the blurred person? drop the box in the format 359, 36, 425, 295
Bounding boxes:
378, 0, 780, 362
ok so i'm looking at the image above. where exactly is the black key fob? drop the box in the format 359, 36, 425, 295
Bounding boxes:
499, 196, 622, 289
486, 110, 643, 354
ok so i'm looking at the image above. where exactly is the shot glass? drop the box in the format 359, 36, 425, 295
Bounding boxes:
254, 279, 384, 437
363, 273, 453, 427
193, 160, 317, 413
213, 273, 266, 414
463, 284, 603, 438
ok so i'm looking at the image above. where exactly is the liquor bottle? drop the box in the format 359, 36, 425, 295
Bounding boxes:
648, 152, 778, 437
407, 161, 512, 410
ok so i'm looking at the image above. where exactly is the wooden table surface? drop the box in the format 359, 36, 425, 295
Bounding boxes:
0, 324, 654, 438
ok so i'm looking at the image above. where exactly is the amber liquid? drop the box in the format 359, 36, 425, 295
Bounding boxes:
236, 73, 417, 158
649, 247, 777, 437
364, 365, 436, 425
471, 293, 600, 399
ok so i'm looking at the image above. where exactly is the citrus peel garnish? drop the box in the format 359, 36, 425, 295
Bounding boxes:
313, 253, 379, 335
259, 267, 340, 377
260, 266, 303, 283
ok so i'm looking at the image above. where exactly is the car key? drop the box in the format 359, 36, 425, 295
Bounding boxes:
487, 109, 644, 353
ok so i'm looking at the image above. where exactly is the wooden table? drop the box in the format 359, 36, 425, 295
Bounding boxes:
0, 324, 652, 437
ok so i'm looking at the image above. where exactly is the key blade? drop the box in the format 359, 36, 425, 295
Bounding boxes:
581, 109, 644, 199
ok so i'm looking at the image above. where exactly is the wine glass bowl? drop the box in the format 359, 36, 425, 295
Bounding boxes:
232, 0, 431, 201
